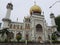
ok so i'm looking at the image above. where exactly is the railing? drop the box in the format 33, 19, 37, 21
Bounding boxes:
0, 42, 60, 45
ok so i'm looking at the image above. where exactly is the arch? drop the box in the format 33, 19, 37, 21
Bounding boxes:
16, 32, 22, 40
10, 24, 12, 29
25, 34, 29, 40
16, 32, 22, 36
13, 25, 16, 29
17, 25, 19, 29
20, 26, 22, 30
7, 32, 14, 39
38, 36, 42, 43
36, 24, 42, 32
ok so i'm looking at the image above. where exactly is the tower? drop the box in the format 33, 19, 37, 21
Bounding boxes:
23, 16, 31, 40
29, 2, 48, 42
2, 2, 13, 28
50, 13, 57, 32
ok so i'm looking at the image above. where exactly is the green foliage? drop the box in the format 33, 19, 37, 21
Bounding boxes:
20, 40, 25, 42
0, 28, 9, 37
52, 33, 57, 41
4, 39, 8, 42
16, 35, 22, 42
55, 16, 60, 32
52, 40, 60, 43
0, 28, 14, 42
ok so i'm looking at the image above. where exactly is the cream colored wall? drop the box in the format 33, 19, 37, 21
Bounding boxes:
30, 14, 48, 42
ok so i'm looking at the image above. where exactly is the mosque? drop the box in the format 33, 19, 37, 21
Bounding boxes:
0, 2, 58, 42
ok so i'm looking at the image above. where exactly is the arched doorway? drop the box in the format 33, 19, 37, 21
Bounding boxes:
38, 36, 42, 43
16, 32, 22, 41
25, 34, 29, 40
7, 32, 14, 41
36, 24, 42, 32
9, 32, 14, 39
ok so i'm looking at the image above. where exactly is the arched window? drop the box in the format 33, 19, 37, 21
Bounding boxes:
25, 24, 27, 29
13, 25, 15, 29
29, 19, 30, 22
7, 32, 14, 39
16, 32, 22, 36
16, 32, 22, 40
10, 24, 12, 29
17, 25, 19, 29
36, 24, 42, 32
38, 36, 42, 42
28, 24, 30, 29
25, 24, 30, 29
21, 26, 22, 30
25, 34, 29, 40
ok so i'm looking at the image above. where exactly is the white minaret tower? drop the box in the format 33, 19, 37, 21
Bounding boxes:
50, 13, 57, 32
2, 2, 13, 29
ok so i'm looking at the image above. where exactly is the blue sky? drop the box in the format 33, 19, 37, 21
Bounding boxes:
0, 0, 60, 26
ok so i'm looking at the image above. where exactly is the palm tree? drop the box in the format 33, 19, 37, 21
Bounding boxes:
0, 28, 10, 42
0, 28, 14, 42
1, 28, 9, 37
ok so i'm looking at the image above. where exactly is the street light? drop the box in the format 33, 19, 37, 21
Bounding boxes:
49, 1, 60, 8
49, 1, 60, 45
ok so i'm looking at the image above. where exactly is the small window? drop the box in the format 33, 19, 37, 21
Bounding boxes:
10, 24, 12, 29
25, 24, 30, 29
28, 19, 30, 22
21, 26, 22, 30
28, 24, 30, 29
25, 24, 27, 29
25, 34, 29, 40
17, 25, 19, 29
13, 25, 15, 29
36, 24, 42, 32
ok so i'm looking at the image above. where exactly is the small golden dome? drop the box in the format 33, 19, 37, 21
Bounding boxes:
30, 4, 42, 15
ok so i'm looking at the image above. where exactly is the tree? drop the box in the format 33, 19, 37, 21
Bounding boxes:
0, 28, 9, 42
52, 32, 57, 41
50, 15, 60, 42
7, 32, 14, 42
0, 28, 9, 37
55, 16, 60, 32
16, 33, 22, 42
0, 28, 13, 42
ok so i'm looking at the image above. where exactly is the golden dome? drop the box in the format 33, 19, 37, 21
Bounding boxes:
30, 4, 42, 15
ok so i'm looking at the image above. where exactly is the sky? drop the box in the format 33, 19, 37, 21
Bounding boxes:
0, 0, 60, 26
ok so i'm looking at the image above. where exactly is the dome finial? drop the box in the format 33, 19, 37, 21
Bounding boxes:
30, 0, 42, 15
34, 0, 36, 5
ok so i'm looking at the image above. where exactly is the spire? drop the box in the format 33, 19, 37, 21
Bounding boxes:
17, 18, 18, 22
42, 11, 44, 15
34, 1, 36, 5
33, 0, 36, 5
6, 0, 13, 10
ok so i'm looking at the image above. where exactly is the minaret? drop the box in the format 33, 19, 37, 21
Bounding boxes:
2, 2, 13, 29
50, 13, 57, 32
